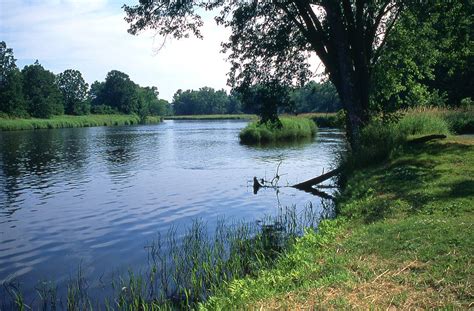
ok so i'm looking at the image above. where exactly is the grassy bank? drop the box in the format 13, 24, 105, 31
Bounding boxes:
240, 117, 317, 144
164, 114, 256, 120
0, 114, 162, 131
203, 133, 473, 308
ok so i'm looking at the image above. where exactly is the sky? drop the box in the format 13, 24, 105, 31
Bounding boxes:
0, 0, 231, 101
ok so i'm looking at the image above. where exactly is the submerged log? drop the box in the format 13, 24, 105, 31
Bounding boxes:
292, 167, 341, 191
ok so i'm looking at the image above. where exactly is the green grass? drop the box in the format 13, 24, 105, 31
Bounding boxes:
0, 114, 162, 131
164, 114, 257, 120
239, 117, 317, 144
202, 136, 474, 309
301, 111, 346, 128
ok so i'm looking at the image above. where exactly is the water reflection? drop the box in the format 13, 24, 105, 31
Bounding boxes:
0, 121, 346, 301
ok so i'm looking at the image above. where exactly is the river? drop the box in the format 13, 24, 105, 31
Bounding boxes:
0, 120, 345, 301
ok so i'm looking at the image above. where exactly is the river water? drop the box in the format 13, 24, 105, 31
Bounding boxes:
0, 120, 345, 300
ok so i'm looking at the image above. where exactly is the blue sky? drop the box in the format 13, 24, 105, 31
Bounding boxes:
0, 0, 231, 100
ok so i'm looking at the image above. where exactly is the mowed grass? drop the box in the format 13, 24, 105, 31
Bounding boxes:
164, 114, 257, 120
202, 136, 474, 309
239, 117, 317, 144
0, 114, 162, 131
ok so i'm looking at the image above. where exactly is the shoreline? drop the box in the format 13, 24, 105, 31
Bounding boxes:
0, 114, 162, 132
204, 135, 474, 309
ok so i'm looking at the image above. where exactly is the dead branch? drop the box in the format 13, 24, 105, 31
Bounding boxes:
292, 167, 342, 191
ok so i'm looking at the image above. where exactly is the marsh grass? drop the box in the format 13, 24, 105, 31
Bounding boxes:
239, 117, 317, 144
0, 114, 162, 131
0, 203, 332, 310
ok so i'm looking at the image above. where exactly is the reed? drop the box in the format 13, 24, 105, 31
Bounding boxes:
0, 114, 162, 131
0, 203, 332, 310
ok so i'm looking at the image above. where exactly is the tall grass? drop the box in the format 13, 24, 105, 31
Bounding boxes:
0, 203, 332, 310
342, 107, 473, 170
0, 114, 162, 131
240, 117, 317, 144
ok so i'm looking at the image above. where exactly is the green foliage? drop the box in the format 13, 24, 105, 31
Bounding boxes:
21, 61, 63, 118
172, 87, 234, 115
0, 114, 150, 131
56, 69, 89, 115
239, 117, 317, 144
0, 42, 27, 116
137, 86, 172, 119
310, 110, 346, 128
288, 81, 342, 114
346, 110, 458, 168
372, 0, 473, 111
237, 81, 291, 124
96, 70, 140, 114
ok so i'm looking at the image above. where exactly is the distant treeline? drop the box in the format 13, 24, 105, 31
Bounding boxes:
1, 40, 342, 119
0, 41, 171, 119
171, 81, 341, 116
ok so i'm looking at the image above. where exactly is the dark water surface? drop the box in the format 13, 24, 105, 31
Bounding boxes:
0, 120, 345, 296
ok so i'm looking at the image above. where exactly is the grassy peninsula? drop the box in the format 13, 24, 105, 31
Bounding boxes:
0, 114, 162, 131
239, 116, 317, 144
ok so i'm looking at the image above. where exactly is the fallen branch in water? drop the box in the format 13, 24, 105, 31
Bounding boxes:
291, 167, 341, 191
252, 163, 339, 199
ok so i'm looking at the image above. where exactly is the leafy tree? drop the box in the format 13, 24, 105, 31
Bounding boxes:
288, 80, 341, 113
137, 86, 170, 118
238, 81, 291, 124
172, 87, 231, 115
0, 41, 26, 116
22, 61, 63, 118
124, 0, 406, 148
97, 70, 139, 114
56, 69, 89, 115
371, 0, 473, 111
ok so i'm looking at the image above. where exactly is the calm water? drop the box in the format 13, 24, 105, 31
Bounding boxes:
0, 120, 345, 297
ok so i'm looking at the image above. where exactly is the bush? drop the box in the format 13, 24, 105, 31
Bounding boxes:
239, 117, 317, 144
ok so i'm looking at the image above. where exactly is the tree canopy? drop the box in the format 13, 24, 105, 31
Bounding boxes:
124, 0, 407, 147
0, 41, 26, 116
22, 61, 63, 118
172, 87, 233, 115
56, 69, 89, 115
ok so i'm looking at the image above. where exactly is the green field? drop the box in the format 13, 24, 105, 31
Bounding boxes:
0, 114, 162, 131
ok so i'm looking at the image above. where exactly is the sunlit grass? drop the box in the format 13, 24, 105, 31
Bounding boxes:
0, 114, 162, 131
203, 136, 474, 309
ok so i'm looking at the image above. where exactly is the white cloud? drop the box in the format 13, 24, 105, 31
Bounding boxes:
0, 0, 231, 100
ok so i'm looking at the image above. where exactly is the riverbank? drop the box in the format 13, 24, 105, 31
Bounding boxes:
203, 135, 474, 309
164, 114, 256, 120
0, 114, 162, 131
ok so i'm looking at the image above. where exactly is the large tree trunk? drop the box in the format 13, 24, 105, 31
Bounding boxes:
324, 1, 370, 151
